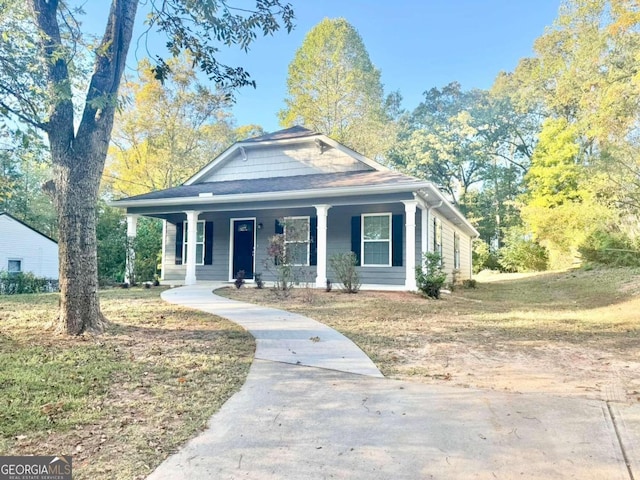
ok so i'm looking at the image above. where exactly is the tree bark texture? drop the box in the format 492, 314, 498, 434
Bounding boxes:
30, 0, 138, 334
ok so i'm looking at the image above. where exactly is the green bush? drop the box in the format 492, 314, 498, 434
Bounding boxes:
329, 252, 361, 293
579, 228, 640, 267
472, 240, 501, 273
415, 252, 447, 299
498, 227, 548, 272
0, 271, 59, 295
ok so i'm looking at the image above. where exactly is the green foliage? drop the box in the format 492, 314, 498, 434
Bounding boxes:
279, 18, 394, 160
579, 227, 640, 267
498, 226, 549, 272
96, 204, 161, 284
105, 55, 248, 197
0, 272, 58, 295
462, 279, 477, 289
329, 252, 361, 294
96, 204, 127, 284
472, 240, 501, 273
132, 217, 162, 282
415, 252, 447, 299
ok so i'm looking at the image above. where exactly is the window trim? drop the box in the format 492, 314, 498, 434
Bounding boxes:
433, 216, 443, 256
284, 216, 310, 266
183, 220, 206, 266
454, 231, 461, 269
361, 213, 392, 267
7, 258, 22, 274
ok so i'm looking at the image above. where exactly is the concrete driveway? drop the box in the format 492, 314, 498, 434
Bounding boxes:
148, 284, 639, 479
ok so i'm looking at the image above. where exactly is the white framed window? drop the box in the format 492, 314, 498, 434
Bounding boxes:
454, 232, 461, 269
433, 217, 443, 257
284, 216, 310, 266
7, 259, 22, 274
183, 220, 205, 265
362, 213, 391, 266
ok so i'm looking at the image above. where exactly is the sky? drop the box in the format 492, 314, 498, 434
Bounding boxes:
86, 1, 562, 133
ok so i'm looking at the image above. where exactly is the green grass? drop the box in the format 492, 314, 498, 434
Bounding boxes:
0, 287, 255, 480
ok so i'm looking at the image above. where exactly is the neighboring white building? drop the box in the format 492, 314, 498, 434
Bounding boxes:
0, 212, 58, 279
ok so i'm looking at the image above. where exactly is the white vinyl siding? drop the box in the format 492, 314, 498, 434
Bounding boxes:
0, 214, 58, 279
284, 216, 310, 266
200, 143, 372, 182
362, 213, 391, 266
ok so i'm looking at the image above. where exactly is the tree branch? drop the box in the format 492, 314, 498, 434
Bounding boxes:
30, 0, 75, 159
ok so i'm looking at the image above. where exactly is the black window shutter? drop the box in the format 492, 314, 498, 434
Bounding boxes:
309, 217, 318, 266
274, 219, 283, 265
350, 216, 361, 266
175, 222, 183, 265
275, 219, 284, 234
392, 214, 403, 267
204, 221, 214, 265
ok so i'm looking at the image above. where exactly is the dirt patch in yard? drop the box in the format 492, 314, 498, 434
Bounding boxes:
221, 268, 640, 403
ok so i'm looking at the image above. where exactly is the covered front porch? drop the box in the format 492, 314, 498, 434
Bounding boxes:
123, 196, 431, 291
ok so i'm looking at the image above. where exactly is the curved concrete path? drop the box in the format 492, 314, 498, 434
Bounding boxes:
161, 283, 382, 377
148, 284, 640, 480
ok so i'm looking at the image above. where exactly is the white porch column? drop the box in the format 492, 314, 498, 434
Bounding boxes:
403, 200, 418, 291
419, 205, 428, 266
185, 210, 200, 285
160, 219, 167, 281
314, 204, 331, 288
124, 214, 138, 284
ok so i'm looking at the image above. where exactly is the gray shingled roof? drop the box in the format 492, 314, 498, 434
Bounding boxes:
118, 170, 426, 202
242, 126, 319, 143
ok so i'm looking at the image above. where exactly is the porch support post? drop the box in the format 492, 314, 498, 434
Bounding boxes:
185, 210, 200, 285
160, 219, 167, 281
314, 204, 332, 288
124, 214, 138, 285
403, 200, 418, 291
419, 205, 428, 266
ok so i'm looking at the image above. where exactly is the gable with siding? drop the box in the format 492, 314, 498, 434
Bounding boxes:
198, 142, 373, 183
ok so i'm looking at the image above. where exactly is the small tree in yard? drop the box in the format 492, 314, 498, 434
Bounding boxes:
329, 252, 361, 294
416, 252, 447, 299
265, 232, 295, 292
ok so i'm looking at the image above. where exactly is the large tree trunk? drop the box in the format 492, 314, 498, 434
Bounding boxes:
30, 0, 138, 335
54, 151, 105, 335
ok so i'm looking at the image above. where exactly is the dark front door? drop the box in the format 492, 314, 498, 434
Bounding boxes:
232, 219, 255, 280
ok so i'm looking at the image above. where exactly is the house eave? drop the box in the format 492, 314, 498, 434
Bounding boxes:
108, 182, 431, 209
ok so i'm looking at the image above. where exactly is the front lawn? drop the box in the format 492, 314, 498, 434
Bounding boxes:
221, 267, 640, 402
0, 287, 254, 479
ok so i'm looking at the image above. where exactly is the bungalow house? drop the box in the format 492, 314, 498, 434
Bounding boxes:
110, 126, 478, 290
0, 212, 58, 279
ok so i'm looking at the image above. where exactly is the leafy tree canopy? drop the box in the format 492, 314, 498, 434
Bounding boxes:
279, 17, 394, 160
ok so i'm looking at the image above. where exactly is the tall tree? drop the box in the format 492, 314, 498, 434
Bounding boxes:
509, 0, 640, 263
388, 83, 491, 204
104, 55, 256, 197
0, 0, 293, 334
279, 18, 393, 160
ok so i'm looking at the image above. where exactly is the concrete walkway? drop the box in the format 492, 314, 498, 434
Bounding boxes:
149, 284, 640, 480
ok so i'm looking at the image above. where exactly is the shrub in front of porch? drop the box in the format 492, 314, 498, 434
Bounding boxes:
329, 252, 361, 294
416, 252, 447, 299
